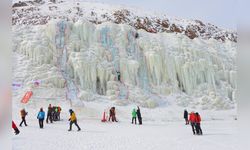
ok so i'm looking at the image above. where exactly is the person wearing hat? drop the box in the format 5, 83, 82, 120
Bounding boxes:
68, 109, 81, 131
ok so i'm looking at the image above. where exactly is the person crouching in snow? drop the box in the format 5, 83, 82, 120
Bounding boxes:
195, 112, 203, 135
184, 109, 189, 125
37, 108, 45, 129
68, 109, 81, 131
189, 112, 196, 135
109, 107, 118, 122
12, 121, 20, 135
131, 108, 137, 124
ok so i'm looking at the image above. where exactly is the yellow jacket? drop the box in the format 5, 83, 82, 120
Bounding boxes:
70, 112, 76, 121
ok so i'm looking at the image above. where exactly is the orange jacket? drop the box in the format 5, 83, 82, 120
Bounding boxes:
189, 113, 196, 122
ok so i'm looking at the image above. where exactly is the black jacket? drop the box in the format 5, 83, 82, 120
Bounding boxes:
184, 110, 188, 119
137, 109, 141, 118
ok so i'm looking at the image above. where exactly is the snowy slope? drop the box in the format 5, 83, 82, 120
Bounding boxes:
12, 0, 237, 42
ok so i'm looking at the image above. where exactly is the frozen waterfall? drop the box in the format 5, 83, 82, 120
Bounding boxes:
13, 20, 236, 109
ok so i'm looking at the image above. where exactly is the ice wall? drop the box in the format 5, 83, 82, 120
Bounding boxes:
13, 20, 237, 109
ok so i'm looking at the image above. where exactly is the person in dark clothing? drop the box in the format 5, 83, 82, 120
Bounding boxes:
19, 109, 28, 127
52, 106, 57, 121
37, 108, 45, 129
108, 108, 113, 122
12, 121, 20, 135
135, 32, 139, 39
46, 104, 53, 123
137, 106, 142, 125
116, 71, 121, 82
112, 107, 118, 122
184, 109, 189, 125
68, 109, 81, 131
195, 112, 203, 135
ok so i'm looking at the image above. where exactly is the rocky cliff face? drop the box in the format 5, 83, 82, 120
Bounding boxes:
12, 0, 237, 42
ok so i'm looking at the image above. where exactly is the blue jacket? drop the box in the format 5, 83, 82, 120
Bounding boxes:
37, 111, 45, 119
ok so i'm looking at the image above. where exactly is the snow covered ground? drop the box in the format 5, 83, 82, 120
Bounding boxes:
12, 104, 238, 150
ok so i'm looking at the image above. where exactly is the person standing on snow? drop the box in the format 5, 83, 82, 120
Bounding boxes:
131, 108, 137, 124
37, 108, 45, 129
68, 109, 81, 131
189, 112, 196, 135
46, 104, 53, 123
112, 107, 118, 122
108, 107, 113, 122
58, 106, 61, 121
12, 121, 20, 135
184, 109, 189, 125
137, 106, 142, 125
19, 108, 28, 127
195, 112, 203, 135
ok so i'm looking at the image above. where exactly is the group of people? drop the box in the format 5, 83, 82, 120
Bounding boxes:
131, 106, 142, 125
13, 105, 204, 136
37, 104, 79, 131
184, 109, 203, 135
12, 104, 80, 134
46, 104, 61, 124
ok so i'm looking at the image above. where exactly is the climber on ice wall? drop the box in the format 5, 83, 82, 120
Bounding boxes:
116, 71, 121, 82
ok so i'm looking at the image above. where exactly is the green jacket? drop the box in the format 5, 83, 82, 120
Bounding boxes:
132, 109, 137, 117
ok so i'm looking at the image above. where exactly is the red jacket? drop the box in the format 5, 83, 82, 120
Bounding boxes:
189, 113, 196, 122
195, 115, 201, 123
12, 121, 17, 129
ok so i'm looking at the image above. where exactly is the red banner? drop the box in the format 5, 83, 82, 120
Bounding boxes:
21, 91, 33, 103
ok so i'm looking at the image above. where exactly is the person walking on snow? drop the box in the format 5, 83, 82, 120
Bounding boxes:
137, 106, 142, 125
132, 108, 137, 124
68, 109, 81, 131
46, 104, 53, 123
195, 112, 203, 135
184, 109, 189, 125
19, 108, 28, 127
12, 121, 20, 135
37, 108, 45, 129
189, 112, 196, 135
